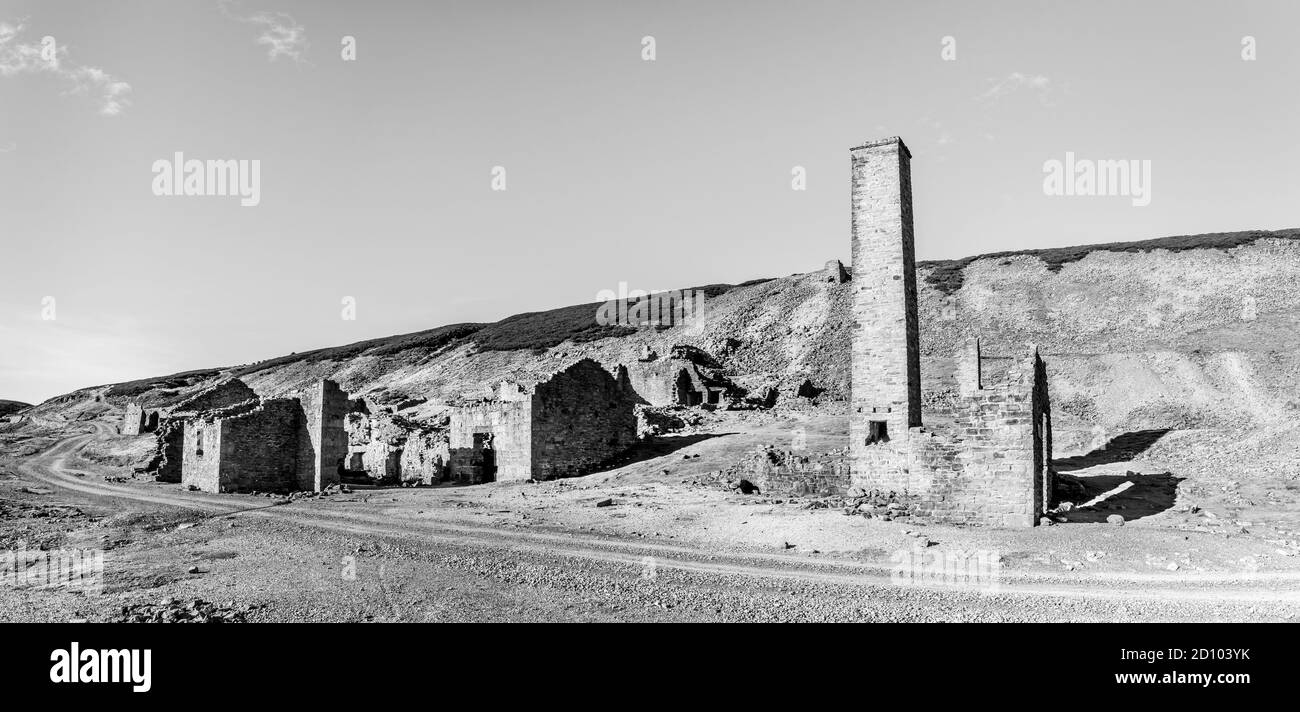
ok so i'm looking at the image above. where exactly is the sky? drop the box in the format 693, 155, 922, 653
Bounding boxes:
1, 0, 1297, 404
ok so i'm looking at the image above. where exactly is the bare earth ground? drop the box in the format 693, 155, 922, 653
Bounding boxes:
2, 412, 1299, 622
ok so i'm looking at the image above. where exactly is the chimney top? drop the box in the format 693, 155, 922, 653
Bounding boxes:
850, 136, 911, 159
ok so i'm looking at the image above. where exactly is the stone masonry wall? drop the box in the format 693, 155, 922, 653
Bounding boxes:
530, 358, 638, 481
752, 448, 852, 497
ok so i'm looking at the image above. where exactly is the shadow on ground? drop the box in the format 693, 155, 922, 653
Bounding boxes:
1052, 471, 1185, 523
609, 433, 736, 469
1053, 428, 1173, 472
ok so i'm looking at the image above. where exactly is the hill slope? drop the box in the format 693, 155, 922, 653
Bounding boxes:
0, 400, 31, 418
21, 228, 1300, 459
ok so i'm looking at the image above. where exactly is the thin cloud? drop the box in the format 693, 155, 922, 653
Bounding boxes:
977, 72, 1055, 104
0, 21, 132, 116
920, 116, 955, 147
219, 1, 309, 63
0, 141, 16, 152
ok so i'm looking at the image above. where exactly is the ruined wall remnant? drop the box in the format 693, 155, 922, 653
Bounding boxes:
172, 378, 258, 415
529, 358, 638, 481
824, 259, 850, 283
296, 379, 348, 492
750, 447, 852, 498
848, 138, 1052, 527
121, 403, 160, 436
122, 403, 144, 435
623, 345, 734, 407
146, 419, 185, 482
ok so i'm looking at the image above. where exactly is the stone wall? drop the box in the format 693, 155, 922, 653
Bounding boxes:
751, 448, 852, 497
530, 358, 638, 480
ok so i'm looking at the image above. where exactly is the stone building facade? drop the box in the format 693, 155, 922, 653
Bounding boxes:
448, 358, 639, 482
848, 137, 1053, 527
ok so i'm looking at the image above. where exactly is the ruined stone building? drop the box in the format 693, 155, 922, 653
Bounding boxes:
847, 137, 1054, 527
447, 358, 638, 482
145, 378, 261, 482
623, 344, 733, 407
143, 377, 351, 494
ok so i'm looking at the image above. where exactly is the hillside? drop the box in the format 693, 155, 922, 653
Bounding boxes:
19, 228, 1300, 460
0, 401, 31, 418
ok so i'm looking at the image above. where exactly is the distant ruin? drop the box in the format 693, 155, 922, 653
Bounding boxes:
623, 345, 734, 407
120, 403, 159, 435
